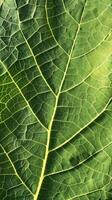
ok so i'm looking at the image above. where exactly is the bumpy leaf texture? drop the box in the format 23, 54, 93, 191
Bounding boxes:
0, 0, 112, 199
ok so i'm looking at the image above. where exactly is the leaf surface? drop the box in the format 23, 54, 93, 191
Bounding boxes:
0, 0, 112, 199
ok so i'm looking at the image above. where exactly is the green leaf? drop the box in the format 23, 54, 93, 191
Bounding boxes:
0, 0, 112, 199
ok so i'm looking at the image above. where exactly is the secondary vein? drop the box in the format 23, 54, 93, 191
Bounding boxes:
0, 144, 34, 196
0, 60, 48, 131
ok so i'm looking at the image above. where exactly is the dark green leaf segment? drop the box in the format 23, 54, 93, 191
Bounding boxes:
0, 0, 112, 199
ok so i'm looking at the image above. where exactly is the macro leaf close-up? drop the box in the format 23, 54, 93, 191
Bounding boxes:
0, 0, 112, 199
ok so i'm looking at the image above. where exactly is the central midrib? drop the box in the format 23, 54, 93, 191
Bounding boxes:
34, 1, 87, 199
